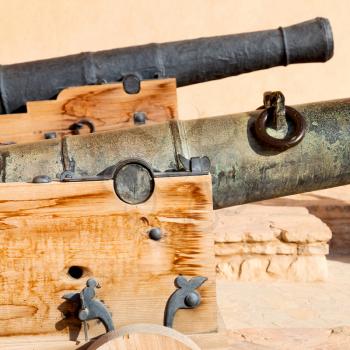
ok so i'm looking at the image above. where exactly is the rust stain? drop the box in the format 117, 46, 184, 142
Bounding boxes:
0, 191, 111, 219
0, 304, 38, 320
0, 221, 17, 230
156, 182, 212, 221
62, 87, 120, 117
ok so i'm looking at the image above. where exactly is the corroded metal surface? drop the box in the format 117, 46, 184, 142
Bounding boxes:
0, 139, 63, 183
0, 17, 333, 114
183, 99, 350, 208
1, 98, 350, 209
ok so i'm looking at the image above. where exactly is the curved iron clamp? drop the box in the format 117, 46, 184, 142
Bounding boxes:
254, 91, 306, 150
69, 119, 96, 135
164, 275, 207, 328
63, 278, 115, 341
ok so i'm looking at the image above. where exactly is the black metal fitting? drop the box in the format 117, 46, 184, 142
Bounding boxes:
44, 132, 57, 139
178, 155, 211, 173
62, 278, 115, 342
69, 119, 95, 135
133, 111, 147, 125
113, 158, 155, 205
184, 292, 200, 307
163, 275, 207, 328
123, 74, 141, 94
59, 155, 211, 186
149, 227, 162, 241
32, 175, 52, 183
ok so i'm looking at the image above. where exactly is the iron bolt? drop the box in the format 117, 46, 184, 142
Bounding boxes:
184, 292, 200, 307
123, 74, 141, 94
133, 112, 147, 125
148, 227, 162, 241
32, 175, 52, 183
79, 308, 90, 321
44, 132, 57, 139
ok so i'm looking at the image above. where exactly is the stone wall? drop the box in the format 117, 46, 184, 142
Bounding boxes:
215, 205, 332, 282
258, 185, 350, 256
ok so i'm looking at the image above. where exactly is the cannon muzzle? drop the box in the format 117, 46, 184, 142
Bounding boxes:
0, 17, 333, 114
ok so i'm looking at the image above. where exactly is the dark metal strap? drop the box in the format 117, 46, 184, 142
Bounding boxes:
254, 91, 306, 150
69, 119, 96, 135
163, 276, 207, 328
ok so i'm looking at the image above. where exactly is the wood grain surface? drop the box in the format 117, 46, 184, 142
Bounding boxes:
86, 324, 201, 350
0, 175, 216, 348
0, 78, 177, 144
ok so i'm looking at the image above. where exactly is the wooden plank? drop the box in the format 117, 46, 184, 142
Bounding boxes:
0, 175, 216, 348
0, 78, 177, 144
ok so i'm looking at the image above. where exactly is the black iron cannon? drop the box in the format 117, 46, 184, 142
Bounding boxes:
0, 17, 333, 114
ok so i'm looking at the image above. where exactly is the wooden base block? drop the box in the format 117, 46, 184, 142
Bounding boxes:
0, 175, 216, 348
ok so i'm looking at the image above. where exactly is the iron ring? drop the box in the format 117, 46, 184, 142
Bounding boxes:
254, 106, 306, 150
69, 119, 96, 135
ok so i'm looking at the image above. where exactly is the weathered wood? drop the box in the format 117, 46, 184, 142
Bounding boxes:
86, 324, 201, 350
0, 175, 216, 348
0, 78, 177, 144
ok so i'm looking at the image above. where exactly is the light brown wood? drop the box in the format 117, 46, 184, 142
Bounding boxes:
91, 333, 193, 350
0, 78, 177, 144
86, 324, 201, 350
0, 175, 216, 348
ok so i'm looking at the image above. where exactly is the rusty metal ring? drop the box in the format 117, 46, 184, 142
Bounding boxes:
69, 119, 96, 135
254, 106, 306, 150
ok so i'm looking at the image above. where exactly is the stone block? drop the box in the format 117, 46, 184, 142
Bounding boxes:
214, 205, 331, 244
297, 243, 329, 255
216, 255, 328, 282
288, 256, 328, 282
215, 242, 297, 256
267, 255, 295, 278
239, 257, 269, 281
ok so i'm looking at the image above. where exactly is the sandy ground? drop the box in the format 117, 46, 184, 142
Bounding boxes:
200, 257, 350, 349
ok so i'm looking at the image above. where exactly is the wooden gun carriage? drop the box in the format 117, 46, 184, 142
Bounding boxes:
0, 17, 343, 349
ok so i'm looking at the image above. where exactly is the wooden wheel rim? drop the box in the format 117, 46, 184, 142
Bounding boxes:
86, 324, 201, 350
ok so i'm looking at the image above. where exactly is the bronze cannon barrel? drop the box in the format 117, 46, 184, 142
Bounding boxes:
0, 97, 349, 209
0, 17, 333, 114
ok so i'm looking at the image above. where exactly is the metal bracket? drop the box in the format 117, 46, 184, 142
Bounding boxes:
59, 170, 110, 182
44, 131, 57, 139
122, 74, 141, 94
63, 278, 115, 341
177, 154, 211, 174
153, 155, 211, 178
59, 155, 211, 183
163, 275, 207, 328
69, 119, 96, 135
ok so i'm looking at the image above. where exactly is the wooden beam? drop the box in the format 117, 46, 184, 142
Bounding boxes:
0, 175, 216, 348
0, 78, 177, 145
